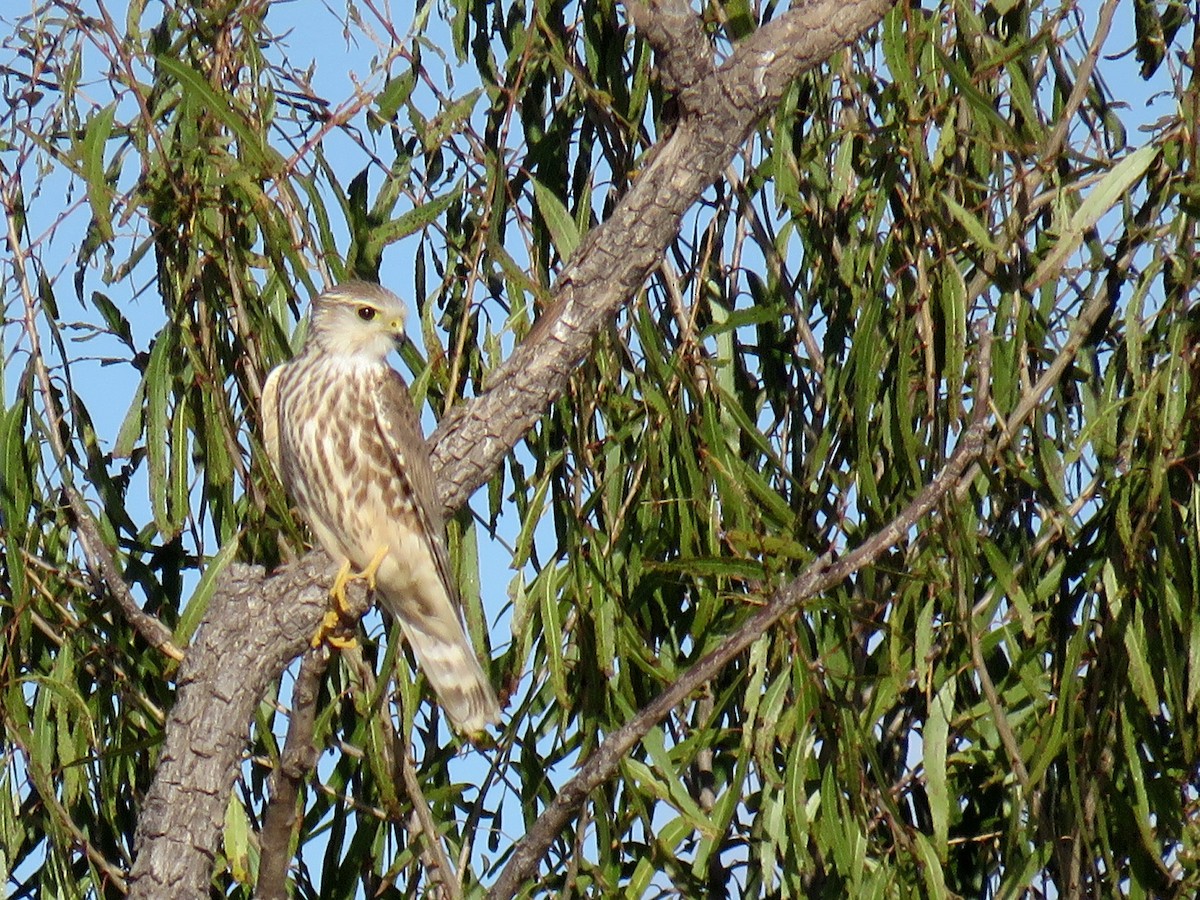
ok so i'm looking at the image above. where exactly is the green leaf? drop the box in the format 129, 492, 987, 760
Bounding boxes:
145, 329, 176, 539
532, 177, 580, 261
936, 48, 1018, 144
420, 88, 480, 152
641, 727, 720, 838
924, 676, 955, 859
941, 192, 1000, 254
174, 535, 240, 647
80, 103, 117, 242
539, 568, 568, 710
223, 793, 256, 886
155, 55, 275, 172
373, 70, 416, 125
366, 185, 461, 253
1030, 146, 1158, 288
169, 387, 190, 529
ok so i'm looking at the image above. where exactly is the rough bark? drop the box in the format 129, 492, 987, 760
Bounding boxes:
129, 555, 339, 895
127, 1, 896, 895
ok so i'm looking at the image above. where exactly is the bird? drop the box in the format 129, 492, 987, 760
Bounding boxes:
260, 280, 501, 735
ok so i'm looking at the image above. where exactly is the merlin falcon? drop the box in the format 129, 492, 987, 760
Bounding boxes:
261, 281, 501, 734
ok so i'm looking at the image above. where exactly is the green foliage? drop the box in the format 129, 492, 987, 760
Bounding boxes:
2, 0, 1199, 897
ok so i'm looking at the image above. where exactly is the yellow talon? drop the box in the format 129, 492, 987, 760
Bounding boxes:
310, 548, 390, 649
359, 545, 389, 592
329, 559, 355, 617
310, 608, 357, 649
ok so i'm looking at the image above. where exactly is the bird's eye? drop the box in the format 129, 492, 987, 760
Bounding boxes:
357, 306, 377, 322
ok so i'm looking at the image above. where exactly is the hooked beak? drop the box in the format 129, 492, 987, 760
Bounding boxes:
387, 317, 406, 344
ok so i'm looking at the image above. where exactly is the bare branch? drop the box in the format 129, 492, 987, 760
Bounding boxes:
397, 739, 462, 900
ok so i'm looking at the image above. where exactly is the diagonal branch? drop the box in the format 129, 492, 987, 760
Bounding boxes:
428, 0, 897, 513
483, 327, 994, 900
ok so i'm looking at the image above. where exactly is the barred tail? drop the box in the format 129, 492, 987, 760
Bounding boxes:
402, 622, 501, 734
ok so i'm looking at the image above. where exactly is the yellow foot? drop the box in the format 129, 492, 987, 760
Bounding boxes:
328, 559, 355, 617
358, 545, 389, 590
309, 548, 390, 648
310, 607, 358, 649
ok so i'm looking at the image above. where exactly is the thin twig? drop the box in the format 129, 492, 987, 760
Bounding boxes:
948, 0, 1126, 499
9, 728, 131, 892
957, 579, 1031, 792
398, 741, 463, 900
1, 182, 184, 663
348, 645, 463, 900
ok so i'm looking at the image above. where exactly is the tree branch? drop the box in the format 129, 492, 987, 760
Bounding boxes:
128, 2, 897, 895
128, 555, 343, 896
428, 0, 897, 513
255, 646, 331, 899
624, 0, 713, 102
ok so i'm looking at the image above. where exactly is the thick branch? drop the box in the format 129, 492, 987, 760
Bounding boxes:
129, 1, 897, 895
127, 555, 346, 896
625, 0, 713, 100
429, 0, 897, 512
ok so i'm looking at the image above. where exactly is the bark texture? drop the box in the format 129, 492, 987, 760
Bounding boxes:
129, 555, 342, 895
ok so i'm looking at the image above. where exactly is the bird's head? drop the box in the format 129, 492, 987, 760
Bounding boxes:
305, 281, 407, 360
